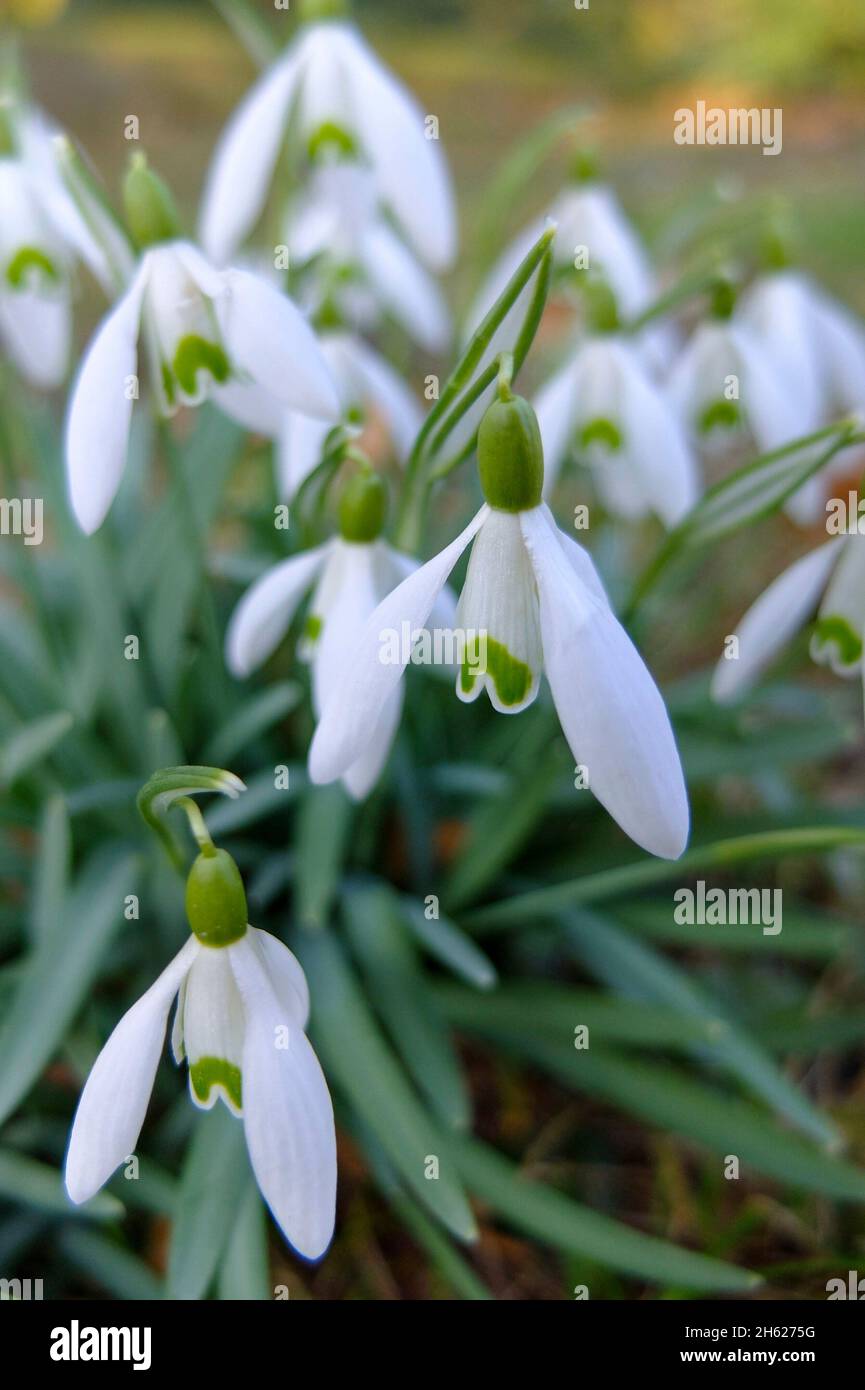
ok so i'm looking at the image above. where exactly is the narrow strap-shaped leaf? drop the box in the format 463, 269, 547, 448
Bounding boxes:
30, 794, 70, 946
399, 896, 497, 990
167, 1103, 250, 1300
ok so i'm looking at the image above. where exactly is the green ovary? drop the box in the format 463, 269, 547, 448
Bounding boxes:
699, 398, 740, 433
6, 246, 59, 289
813, 615, 863, 667
171, 335, 230, 397
461, 636, 533, 708
303, 613, 323, 643
579, 417, 622, 452
190, 1056, 242, 1111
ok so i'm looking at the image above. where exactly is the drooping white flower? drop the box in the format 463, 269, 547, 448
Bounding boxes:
65, 914, 336, 1261
199, 6, 456, 272
712, 532, 865, 703
247, 327, 424, 498
286, 161, 450, 353
738, 268, 865, 523
226, 470, 456, 799
0, 105, 116, 388
533, 332, 699, 526
65, 236, 340, 534
309, 393, 689, 858
667, 308, 812, 458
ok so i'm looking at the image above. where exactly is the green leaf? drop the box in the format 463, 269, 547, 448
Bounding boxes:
295, 784, 353, 929
398, 896, 497, 990
58, 1227, 163, 1299
0, 847, 139, 1127
468, 826, 865, 931
217, 1179, 270, 1301
204, 681, 301, 767
0, 1149, 123, 1221
0, 711, 73, 788
615, 899, 850, 959
30, 794, 70, 946
452, 1136, 759, 1293
343, 886, 471, 1130
166, 1104, 249, 1300
300, 928, 477, 1241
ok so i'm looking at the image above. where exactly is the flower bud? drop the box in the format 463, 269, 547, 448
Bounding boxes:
185, 847, 248, 947
477, 390, 545, 512
123, 154, 181, 250
338, 467, 387, 542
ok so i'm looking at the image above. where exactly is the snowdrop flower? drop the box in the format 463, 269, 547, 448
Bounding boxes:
712, 532, 865, 703
227, 468, 456, 799
65, 156, 339, 534
667, 279, 812, 458
738, 267, 865, 523
65, 841, 336, 1261
0, 103, 114, 388
468, 160, 673, 374
286, 159, 450, 353
533, 297, 698, 526
252, 327, 424, 498
200, 0, 456, 273
310, 390, 689, 858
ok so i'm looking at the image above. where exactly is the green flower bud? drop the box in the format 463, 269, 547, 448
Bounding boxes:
123, 154, 181, 250
338, 467, 387, 542
709, 273, 737, 320
477, 390, 544, 512
185, 848, 248, 948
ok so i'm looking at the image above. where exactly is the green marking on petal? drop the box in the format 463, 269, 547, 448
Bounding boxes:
172, 335, 230, 396
303, 613, 323, 643
461, 635, 533, 708
6, 246, 59, 289
161, 361, 176, 408
190, 1056, 242, 1112
579, 417, 622, 451
308, 120, 359, 163
699, 398, 740, 433
813, 615, 863, 667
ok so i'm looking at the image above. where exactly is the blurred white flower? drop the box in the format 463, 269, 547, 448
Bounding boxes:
65, 238, 339, 533
309, 421, 689, 859
199, 9, 456, 272
533, 333, 699, 526
286, 161, 451, 352
65, 923, 336, 1261
739, 268, 865, 523
242, 327, 424, 499
712, 532, 865, 703
227, 480, 456, 799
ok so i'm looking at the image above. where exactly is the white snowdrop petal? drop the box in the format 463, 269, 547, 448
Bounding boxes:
521, 506, 689, 859
225, 541, 332, 677
250, 927, 310, 1030
455, 509, 542, 713
182, 945, 246, 1116
711, 538, 843, 702
811, 534, 865, 677
65, 937, 199, 1204
359, 222, 451, 353
228, 933, 336, 1262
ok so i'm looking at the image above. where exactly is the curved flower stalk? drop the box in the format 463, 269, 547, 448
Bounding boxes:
0, 102, 114, 388
712, 532, 865, 703
254, 327, 424, 498
667, 279, 812, 459
287, 161, 450, 354
533, 327, 699, 526
227, 466, 456, 798
200, 0, 456, 274
65, 155, 339, 534
467, 160, 673, 372
738, 267, 865, 524
310, 389, 689, 859
65, 777, 337, 1262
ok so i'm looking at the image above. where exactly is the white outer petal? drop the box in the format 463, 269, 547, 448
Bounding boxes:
228, 932, 336, 1262
359, 221, 451, 353
199, 46, 304, 264
534, 357, 581, 494
521, 505, 689, 859
711, 538, 843, 703
225, 541, 332, 677
327, 332, 423, 460
65, 937, 199, 1204
613, 338, 700, 526
215, 267, 340, 420
0, 284, 70, 389
276, 410, 333, 499
250, 927, 310, 1030
337, 24, 456, 269
309, 506, 488, 784
64, 257, 150, 533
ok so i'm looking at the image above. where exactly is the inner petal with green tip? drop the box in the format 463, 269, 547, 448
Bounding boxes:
178, 947, 245, 1117
699, 398, 740, 433
455, 510, 542, 714
6, 245, 60, 290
